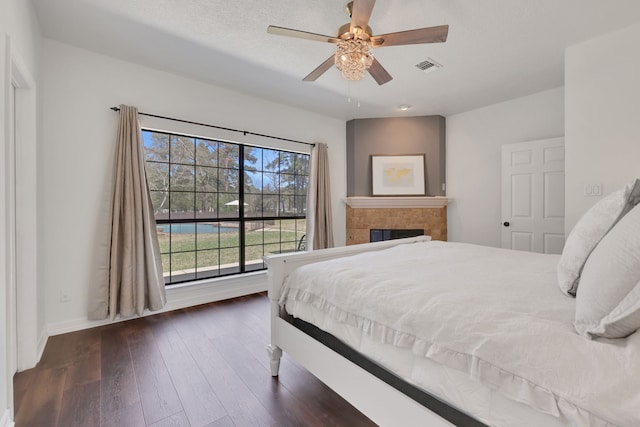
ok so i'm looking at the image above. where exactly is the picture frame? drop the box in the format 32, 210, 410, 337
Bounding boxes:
371, 154, 426, 196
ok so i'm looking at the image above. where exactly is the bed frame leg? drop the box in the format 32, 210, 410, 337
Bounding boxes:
267, 344, 283, 377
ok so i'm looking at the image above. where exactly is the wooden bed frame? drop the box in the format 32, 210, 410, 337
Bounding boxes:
264, 236, 462, 427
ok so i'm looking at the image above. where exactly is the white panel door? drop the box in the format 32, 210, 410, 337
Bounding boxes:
501, 138, 565, 254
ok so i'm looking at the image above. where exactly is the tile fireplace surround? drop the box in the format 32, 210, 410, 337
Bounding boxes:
345, 196, 448, 245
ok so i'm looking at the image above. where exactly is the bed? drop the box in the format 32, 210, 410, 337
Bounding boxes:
264, 236, 640, 427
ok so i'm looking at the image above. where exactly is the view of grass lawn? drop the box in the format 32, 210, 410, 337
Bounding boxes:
158, 220, 304, 275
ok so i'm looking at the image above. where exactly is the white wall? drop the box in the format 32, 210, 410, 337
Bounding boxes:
565, 22, 640, 232
40, 40, 347, 334
446, 87, 564, 247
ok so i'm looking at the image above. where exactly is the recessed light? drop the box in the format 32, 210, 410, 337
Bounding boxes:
398, 104, 411, 111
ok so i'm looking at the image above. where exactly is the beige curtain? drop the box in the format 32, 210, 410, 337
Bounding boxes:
305, 143, 334, 250
90, 105, 166, 320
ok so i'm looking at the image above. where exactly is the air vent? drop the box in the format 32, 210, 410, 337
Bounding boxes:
415, 58, 442, 73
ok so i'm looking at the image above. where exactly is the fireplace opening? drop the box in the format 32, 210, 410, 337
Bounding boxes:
370, 229, 425, 242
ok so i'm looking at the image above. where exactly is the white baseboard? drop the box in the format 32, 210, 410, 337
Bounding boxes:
0, 409, 14, 427
47, 272, 268, 336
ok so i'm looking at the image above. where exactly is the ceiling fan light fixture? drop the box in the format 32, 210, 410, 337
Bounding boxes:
334, 39, 373, 81
268, 1, 448, 86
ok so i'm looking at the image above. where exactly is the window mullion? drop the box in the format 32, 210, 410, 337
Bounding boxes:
169, 134, 173, 283
193, 138, 198, 279
239, 144, 246, 273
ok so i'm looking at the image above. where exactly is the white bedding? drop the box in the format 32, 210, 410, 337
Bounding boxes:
279, 241, 640, 426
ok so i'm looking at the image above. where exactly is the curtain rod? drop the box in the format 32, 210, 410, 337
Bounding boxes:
109, 106, 315, 147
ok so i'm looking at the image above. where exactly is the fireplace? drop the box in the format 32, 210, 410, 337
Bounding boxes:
344, 196, 448, 246
370, 229, 424, 242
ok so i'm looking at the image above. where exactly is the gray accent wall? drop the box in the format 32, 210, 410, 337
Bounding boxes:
346, 116, 446, 196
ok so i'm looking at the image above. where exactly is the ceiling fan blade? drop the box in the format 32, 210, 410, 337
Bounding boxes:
303, 56, 335, 81
371, 25, 449, 47
368, 58, 392, 85
267, 26, 340, 44
350, 0, 376, 32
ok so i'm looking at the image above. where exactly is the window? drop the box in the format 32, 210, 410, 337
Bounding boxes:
143, 129, 309, 285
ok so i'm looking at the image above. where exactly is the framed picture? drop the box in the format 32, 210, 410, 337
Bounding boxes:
371, 154, 426, 196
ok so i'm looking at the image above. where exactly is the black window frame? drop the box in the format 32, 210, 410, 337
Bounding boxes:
143, 128, 309, 286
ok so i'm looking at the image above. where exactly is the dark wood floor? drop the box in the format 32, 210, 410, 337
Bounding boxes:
13, 293, 376, 427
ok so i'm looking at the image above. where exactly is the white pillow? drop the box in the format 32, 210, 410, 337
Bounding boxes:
574, 202, 640, 339
557, 179, 640, 296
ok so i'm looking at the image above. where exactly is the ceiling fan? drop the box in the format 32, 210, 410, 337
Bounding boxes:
267, 0, 448, 85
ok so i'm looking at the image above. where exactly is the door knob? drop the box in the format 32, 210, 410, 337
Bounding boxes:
503, 221, 510, 227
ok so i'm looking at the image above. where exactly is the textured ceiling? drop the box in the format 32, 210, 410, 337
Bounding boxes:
32, 0, 640, 120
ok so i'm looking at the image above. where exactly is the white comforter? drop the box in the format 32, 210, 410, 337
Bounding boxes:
279, 241, 640, 426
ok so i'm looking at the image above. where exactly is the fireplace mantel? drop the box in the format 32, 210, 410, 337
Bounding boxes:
344, 196, 448, 209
